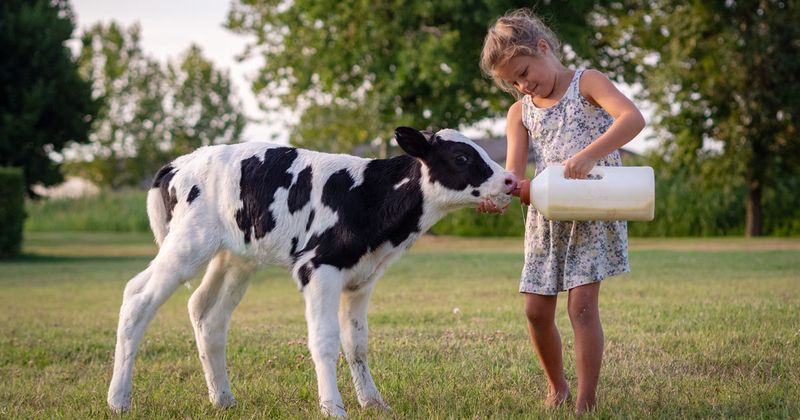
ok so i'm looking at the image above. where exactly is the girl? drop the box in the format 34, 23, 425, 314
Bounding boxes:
477, 9, 645, 415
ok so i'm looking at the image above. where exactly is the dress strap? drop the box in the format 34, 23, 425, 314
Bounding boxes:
566, 68, 585, 100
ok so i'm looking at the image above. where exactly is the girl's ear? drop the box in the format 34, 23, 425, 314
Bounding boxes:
537, 38, 549, 55
395, 127, 432, 158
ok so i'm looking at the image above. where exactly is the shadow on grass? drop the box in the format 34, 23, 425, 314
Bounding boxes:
3, 253, 151, 264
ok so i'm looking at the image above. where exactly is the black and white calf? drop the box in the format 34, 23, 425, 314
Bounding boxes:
107, 127, 517, 416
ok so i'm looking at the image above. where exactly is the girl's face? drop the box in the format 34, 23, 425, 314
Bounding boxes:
494, 40, 559, 99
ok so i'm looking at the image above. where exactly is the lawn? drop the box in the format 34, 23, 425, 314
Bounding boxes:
1, 232, 799, 418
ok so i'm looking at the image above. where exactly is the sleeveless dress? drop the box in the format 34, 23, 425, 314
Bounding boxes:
519, 68, 629, 295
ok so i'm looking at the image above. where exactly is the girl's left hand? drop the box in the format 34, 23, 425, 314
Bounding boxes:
562, 153, 597, 179
477, 198, 507, 214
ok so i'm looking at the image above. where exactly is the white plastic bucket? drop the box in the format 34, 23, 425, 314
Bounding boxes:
519, 165, 655, 221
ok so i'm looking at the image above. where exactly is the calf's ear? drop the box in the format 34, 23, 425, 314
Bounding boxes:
395, 126, 432, 159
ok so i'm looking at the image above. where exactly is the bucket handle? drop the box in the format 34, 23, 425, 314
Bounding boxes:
550, 164, 605, 180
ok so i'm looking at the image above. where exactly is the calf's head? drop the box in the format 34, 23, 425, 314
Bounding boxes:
395, 127, 517, 210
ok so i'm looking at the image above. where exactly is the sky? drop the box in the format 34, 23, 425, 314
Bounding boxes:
69, 0, 285, 143
68, 0, 653, 154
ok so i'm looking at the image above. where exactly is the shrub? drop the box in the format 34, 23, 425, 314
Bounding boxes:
431, 203, 526, 237
25, 189, 149, 232
0, 167, 26, 258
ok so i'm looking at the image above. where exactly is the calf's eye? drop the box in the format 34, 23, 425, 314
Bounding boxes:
455, 155, 469, 165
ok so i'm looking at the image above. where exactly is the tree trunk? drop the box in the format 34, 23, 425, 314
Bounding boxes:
745, 181, 763, 237
379, 137, 389, 159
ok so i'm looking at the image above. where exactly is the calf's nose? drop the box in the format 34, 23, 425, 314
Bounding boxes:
504, 173, 519, 194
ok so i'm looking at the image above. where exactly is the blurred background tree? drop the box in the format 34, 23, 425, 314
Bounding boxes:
225, 0, 609, 156
65, 22, 246, 189
167, 45, 248, 157
590, 0, 800, 236
9, 0, 798, 237
67, 22, 168, 189
0, 0, 97, 197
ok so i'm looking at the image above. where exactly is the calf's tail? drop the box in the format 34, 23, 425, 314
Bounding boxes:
147, 188, 169, 247
148, 164, 177, 247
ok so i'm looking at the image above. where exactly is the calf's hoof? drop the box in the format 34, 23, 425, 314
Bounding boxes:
320, 400, 347, 417
210, 391, 237, 409
107, 395, 131, 414
363, 398, 391, 411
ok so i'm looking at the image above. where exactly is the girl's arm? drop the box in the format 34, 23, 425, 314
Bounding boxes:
505, 100, 529, 182
477, 100, 528, 213
563, 69, 646, 179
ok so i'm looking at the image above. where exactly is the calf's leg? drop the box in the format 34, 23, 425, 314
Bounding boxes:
302, 265, 346, 417
339, 284, 388, 409
188, 250, 256, 408
107, 226, 219, 413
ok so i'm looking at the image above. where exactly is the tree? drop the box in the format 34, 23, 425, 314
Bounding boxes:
225, 0, 608, 156
68, 23, 247, 188
590, 0, 800, 236
0, 0, 97, 196
69, 22, 169, 189
167, 45, 247, 157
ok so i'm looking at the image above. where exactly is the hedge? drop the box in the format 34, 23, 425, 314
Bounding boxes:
0, 167, 26, 258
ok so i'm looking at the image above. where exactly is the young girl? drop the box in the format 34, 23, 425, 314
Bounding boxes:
477, 9, 645, 415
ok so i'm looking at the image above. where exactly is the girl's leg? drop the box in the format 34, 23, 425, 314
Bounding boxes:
567, 282, 603, 414
523, 293, 570, 407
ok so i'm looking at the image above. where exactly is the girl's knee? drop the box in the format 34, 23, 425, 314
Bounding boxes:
567, 299, 600, 327
523, 297, 556, 327
567, 283, 600, 324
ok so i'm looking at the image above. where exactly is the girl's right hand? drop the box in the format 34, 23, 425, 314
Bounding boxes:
477, 198, 507, 214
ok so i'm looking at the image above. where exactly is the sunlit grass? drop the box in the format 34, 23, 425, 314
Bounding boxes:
1, 233, 798, 418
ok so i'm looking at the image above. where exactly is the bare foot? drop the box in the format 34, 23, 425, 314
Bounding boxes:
544, 388, 571, 409
575, 398, 596, 416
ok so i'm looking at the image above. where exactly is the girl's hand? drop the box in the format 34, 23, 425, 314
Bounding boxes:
477, 198, 507, 214
562, 152, 597, 179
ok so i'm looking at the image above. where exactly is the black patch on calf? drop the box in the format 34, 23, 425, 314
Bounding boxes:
235, 147, 297, 244
290, 237, 299, 260
425, 136, 493, 191
187, 185, 201, 203
152, 164, 179, 222
298, 264, 312, 286
471, 190, 480, 197
288, 166, 312, 213
306, 209, 315, 231
295, 156, 424, 278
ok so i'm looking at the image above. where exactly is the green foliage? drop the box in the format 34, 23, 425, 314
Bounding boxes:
24, 170, 797, 237
0, 167, 26, 258
628, 154, 745, 237
628, 151, 800, 237
25, 190, 149, 233
591, 1, 800, 235
225, 1, 606, 154
0, 0, 97, 196
431, 204, 526, 237
168, 45, 248, 156
761, 166, 800, 236
66, 23, 247, 189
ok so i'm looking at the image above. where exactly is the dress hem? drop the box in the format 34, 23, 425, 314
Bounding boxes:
518, 267, 630, 296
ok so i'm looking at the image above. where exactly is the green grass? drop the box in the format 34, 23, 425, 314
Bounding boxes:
1, 233, 799, 418
25, 190, 150, 232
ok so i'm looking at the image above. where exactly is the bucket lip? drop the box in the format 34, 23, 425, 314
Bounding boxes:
519, 179, 532, 205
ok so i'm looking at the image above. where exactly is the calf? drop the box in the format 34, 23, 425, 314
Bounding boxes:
107, 127, 517, 416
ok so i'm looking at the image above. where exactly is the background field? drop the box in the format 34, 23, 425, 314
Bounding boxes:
1, 233, 799, 418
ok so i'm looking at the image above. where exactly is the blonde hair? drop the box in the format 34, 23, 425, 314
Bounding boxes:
480, 9, 562, 94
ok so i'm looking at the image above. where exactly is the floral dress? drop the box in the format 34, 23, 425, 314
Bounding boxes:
519, 68, 629, 295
